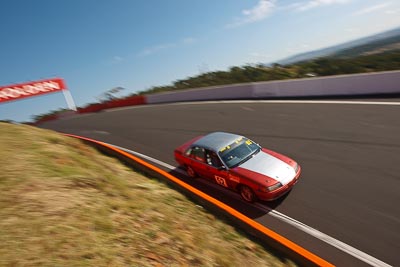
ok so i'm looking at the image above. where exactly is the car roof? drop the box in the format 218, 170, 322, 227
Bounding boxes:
193, 132, 243, 152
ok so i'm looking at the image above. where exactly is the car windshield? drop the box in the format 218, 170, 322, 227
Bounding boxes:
218, 137, 260, 168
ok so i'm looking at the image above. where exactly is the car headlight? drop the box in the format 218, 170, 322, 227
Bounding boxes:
267, 182, 282, 192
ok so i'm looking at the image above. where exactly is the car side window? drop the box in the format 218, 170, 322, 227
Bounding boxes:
185, 147, 192, 156
189, 146, 206, 163
206, 150, 223, 168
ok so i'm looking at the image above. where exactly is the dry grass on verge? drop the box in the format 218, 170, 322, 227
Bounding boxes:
0, 122, 295, 267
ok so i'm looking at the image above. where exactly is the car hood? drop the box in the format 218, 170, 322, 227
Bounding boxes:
234, 150, 296, 185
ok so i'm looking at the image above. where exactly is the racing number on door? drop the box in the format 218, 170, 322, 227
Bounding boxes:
215, 176, 228, 187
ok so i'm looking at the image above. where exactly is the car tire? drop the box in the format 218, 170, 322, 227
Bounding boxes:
186, 166, 197, 178
239, 185, 256, 203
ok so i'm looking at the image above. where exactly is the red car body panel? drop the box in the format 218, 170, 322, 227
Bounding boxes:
174, 134, 301, 202
174, 135, 203, 165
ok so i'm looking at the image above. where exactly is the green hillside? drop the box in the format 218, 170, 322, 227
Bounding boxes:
332, 35, 400, 58
137, 50, 400, 96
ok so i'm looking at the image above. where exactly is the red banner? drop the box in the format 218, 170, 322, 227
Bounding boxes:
0, 78, 66, 103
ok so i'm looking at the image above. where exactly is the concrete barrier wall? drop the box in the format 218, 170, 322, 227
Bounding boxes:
147, 70, 400, 104
253, 70, 400, 98
146, 84, 254, 104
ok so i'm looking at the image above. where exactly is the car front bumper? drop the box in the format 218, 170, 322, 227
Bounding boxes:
256, 165, 301, 201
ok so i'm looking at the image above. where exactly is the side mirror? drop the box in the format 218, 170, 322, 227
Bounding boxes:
218, 165, 227, 171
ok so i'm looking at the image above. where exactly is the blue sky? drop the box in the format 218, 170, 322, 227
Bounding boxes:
1, 0, 399, 122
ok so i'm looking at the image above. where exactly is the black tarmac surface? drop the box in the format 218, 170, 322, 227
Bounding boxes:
41, 101, 400, 266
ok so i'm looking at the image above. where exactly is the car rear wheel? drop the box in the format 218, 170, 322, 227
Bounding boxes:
186, 166, 197, 178
239, 185, 256, 203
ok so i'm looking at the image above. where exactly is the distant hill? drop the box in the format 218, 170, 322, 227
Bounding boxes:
277, 26, 400, 65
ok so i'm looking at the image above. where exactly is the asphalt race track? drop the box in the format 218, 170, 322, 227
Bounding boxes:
40, 100, 400, 266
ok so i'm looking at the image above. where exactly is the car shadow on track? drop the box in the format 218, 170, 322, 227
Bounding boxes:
259, 192, 290, 209
168, 167, 290, 220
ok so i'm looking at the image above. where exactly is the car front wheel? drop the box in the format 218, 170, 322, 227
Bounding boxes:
239, 185, 256, 203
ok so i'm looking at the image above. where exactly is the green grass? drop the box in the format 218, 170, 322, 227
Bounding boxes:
0, 122, 296, 266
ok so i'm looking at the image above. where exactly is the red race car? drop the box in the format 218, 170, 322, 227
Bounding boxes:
174, 132, 301, 202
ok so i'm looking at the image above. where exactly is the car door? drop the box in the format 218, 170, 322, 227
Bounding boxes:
187, 146, 209, 177
203, 150, 232, 189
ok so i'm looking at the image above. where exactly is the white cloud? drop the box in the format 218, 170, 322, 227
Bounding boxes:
285, 42, 312, 54
242, 0, 275, 21
107, 56, 124, 65
227, 0, 275, 28
296, 0, 351, 12
280, 2, 303, 10
137, 43, 176, 57
385, 8, 400, 14
345, 27, 359, 32
113, 56, 123, 62
353, 3, 391, 16
137, 37, 196, 57
249, 52, 272, 59
182, 37, 196, 44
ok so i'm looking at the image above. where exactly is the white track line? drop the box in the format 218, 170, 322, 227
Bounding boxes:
168, 100, 400, 106
253, 203, 392, 267
106, 142, 392, 267
111, 144, 178, 170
